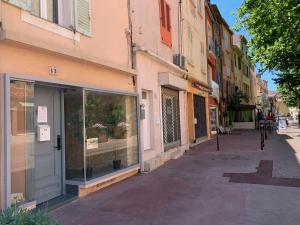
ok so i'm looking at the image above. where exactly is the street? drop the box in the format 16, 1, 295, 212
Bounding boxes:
51, 124, 300, 225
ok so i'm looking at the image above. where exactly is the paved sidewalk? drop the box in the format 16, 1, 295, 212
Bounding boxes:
51, 126, 300, 225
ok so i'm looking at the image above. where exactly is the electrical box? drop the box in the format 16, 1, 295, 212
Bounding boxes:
37, 125, 51, 142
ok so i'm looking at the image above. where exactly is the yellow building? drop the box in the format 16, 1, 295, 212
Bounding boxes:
183, 0, 211, 144
232, 35, 256, 128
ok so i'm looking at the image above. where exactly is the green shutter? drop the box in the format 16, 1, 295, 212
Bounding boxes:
5, 0, 30, 10
75, 0, 91, 36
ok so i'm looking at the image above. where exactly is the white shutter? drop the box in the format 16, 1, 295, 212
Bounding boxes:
5, 0, 30, 10
75, 0, 91, 36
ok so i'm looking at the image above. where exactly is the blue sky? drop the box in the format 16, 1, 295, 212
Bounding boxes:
211, 0, 277, 91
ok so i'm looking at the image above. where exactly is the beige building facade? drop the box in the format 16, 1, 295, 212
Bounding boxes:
130, 0, 189, 172
184, 0, 211, 145
0, 0, 140, 209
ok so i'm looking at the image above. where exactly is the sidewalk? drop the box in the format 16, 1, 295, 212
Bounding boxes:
51, 127, 300, 225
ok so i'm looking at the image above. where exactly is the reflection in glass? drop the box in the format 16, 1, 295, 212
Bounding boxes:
64, 89, 84, 181
10, 81, 35, 204
85, 91, 138, 180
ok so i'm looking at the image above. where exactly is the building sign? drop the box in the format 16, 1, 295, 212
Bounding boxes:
86, 138, 99, 150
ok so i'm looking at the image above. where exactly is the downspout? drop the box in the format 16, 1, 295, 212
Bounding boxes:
127, 0, 134, 70
178, 0, 183, 56
127, 0, 143, 170
127, 0, 137, 92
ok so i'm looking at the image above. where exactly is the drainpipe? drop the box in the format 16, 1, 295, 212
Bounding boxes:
127, 0, 137, 92
178, 0, 183, 56
127, 0, 134, 70
127, 0, 143, 171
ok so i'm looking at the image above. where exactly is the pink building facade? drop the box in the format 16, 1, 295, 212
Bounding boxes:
130, 0, 189, 172
0, 0, 140, 209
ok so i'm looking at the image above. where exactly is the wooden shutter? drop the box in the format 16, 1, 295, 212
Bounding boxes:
75, 0, 91, 36
5, 0, 30, 10
159, 0, 172, 48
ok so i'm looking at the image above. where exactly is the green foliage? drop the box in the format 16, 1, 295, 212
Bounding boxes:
228, 90, 248, 111
0, 206, 58, 225
277, 73, 300, 107
236, 0, 300, 106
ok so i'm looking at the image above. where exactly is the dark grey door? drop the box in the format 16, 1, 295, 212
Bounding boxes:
34, 86, 62, 204
194, 95, 207, 138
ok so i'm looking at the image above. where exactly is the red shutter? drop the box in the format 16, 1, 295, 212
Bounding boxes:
159, 0, 172, 48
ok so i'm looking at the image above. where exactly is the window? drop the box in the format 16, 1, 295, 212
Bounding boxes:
234, 54, 237, 67
160, 0, 172, 47
30, 0, 73, 29
224, 30, 231, 50
65, 89, 139, 181
10, 81, 35, 204
226, 54, 231, 76
84, 91, 139, 180
200, 41, 205, 72
8, 0, 92, 35
246, 66, 249, 77
238, 56, 242, 70
188, 28, 193, 64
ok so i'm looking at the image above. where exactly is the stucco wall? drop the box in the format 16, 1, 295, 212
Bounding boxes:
0, 43, 135, 92
136, 52, 188, 163
0, 75, 3, 209
1, 1, 132, 69
183, 0, 208, 83
130, 0, 180, 62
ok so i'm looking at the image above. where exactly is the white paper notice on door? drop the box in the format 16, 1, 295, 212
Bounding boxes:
37, 106, 48, 123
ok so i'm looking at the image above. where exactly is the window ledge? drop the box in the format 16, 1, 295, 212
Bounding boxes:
21, 11, 81, 42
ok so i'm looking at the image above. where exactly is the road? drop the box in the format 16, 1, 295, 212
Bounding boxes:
51, 125, 300, 225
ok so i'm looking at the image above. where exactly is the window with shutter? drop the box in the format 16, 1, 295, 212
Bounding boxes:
75, 0, 92, 36
6, 0, 30, 10
26, 0, 74, 30
159, 0, 172, 48
188, 28, 193, 64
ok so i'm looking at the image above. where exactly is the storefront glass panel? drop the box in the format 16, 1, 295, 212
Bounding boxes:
10, 80, 35, 204
64, 89, 85, 181
84, 91, 139, 180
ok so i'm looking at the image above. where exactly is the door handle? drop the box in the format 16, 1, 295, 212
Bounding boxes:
55, 135, 62, 151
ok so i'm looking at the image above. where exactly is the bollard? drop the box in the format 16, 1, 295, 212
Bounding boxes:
264, 123, 268, 140
260, 125, 264, 151
217, 127, 220, 151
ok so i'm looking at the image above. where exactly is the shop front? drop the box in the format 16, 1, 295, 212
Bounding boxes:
187, 80, 210, 145
209, 80, 220, 135
161, 87, 181, 151
3, 75, 139, 208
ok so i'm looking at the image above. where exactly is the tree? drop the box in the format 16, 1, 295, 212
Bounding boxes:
277, 80, 300, 107
235, 0, 300, 107
228, 90, 249, 111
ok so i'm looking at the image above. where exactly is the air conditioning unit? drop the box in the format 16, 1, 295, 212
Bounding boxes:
173, 54, 186, 70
